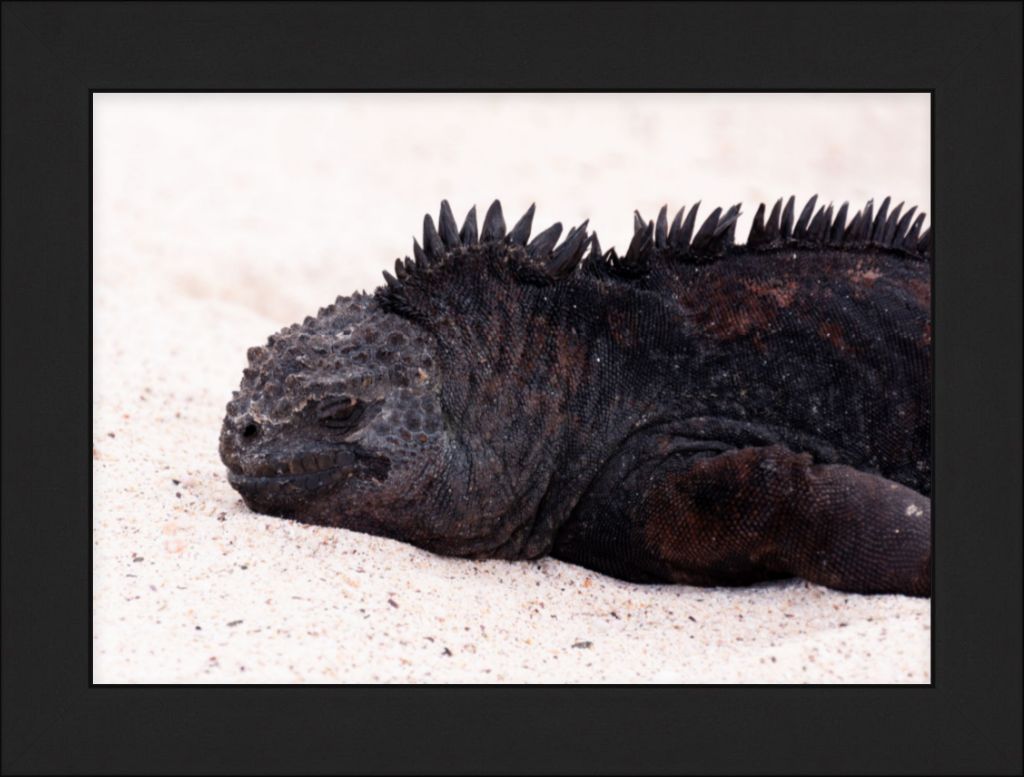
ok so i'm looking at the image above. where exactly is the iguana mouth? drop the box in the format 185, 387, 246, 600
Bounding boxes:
225, 447, 389, 505
225, 450, 354, 504
227, 448, 357, 480
226, 463, 352, 493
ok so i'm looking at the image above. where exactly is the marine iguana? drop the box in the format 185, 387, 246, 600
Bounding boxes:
220, 196, 932, 596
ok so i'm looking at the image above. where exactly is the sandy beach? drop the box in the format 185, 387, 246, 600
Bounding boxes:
93, 93, 931, 683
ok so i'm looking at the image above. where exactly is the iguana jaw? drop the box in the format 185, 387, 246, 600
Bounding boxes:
222, 445, 389, 516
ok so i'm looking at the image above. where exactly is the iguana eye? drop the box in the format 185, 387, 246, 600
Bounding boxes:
319, 397, 364, 428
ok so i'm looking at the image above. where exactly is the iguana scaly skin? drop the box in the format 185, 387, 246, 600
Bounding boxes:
220, 197, 932, 596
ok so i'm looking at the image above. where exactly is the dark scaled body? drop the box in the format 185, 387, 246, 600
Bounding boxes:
220, 196, 932, 596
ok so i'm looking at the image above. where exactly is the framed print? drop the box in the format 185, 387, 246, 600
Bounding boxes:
3, 2, 1020, 774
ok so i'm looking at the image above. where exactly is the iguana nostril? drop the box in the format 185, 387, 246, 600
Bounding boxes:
241, 422, 259, 440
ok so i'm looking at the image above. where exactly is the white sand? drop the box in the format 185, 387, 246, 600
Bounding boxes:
93, 94, 931, 683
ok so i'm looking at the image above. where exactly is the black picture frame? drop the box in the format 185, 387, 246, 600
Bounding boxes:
2, 1, 1021, 774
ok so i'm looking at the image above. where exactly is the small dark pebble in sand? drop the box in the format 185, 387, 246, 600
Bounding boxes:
172, 479, 180, 485
195, 626, 202, 630
388, 598, 399, 608
442, 648, 452, 656
572, 641, 593, 649
217, 513, 226, 522
132, 556, 144, 563
175, 492, 181, 498
688, 615, 697, 622
227, 620, 243, 627
107, 432, 115, 438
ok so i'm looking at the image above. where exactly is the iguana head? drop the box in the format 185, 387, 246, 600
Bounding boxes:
221, 199, 600, 557
219, 293, 449, 538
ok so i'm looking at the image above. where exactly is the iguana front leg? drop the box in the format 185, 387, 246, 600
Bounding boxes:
556, 444, 931, 596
